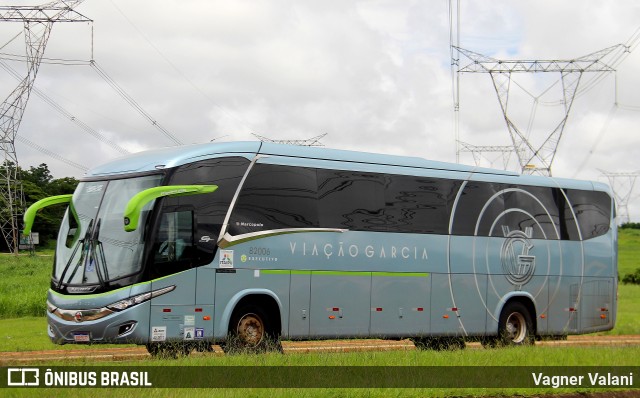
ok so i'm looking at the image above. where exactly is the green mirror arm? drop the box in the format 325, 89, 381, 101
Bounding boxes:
23, 194, 73, 236
123, 185, 218, 232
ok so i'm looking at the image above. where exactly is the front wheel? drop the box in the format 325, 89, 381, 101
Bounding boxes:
497, 301, 534, 346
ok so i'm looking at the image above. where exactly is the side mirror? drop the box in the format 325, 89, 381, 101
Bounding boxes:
23, 194, 73, 236
123, 185, 218, 232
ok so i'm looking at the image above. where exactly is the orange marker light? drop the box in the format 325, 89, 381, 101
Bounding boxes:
540, 314, 546, 319
600, 314, 607, 319
329, 315, 336, 319
443, 314, 449, 319
203, 316, 211, 321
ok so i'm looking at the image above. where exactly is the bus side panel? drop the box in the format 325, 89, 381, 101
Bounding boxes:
288, 272, 311, 339
451, 273, 488, 336
448, 235, 489, 336
149, 269, 199, 342
309, 272, 371, 338
429, 273, 464, 336
579, 278, 614, 332
546, 275, 581, 335
583, 233, 616, 277
370, 275, 429, 337
195, 266, 217, 340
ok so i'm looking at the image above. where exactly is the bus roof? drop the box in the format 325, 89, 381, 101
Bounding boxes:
84, 141, 607, 192
86, 141, 516, 177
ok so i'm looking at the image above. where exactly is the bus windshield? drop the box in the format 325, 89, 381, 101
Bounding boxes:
54, 174, 163, 292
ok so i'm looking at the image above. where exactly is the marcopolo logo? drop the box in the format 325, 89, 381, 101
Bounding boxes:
501, 226, 536, 286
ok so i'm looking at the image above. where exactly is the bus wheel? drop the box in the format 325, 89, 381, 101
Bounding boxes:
225, 305, 280, 354
497, 302, 534, 346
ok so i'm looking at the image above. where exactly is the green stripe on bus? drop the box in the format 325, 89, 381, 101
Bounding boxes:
262, 270, 428, 277
48, 270, 188, 299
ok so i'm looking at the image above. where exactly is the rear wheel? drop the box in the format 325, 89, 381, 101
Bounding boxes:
497, 301, 534, 346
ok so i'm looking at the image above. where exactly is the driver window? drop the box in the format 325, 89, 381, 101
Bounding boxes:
154, 210, 194, 265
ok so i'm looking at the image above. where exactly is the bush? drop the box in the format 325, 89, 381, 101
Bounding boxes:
620, 222, 640, 230
621, 268, 640, 285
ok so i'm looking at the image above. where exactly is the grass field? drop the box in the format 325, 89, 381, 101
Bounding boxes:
0, 230, 638, 397
618, 228, 640, 277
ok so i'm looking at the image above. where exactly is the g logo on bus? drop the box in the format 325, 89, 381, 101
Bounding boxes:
74, 311, 83, 323
501, 226, 536, 286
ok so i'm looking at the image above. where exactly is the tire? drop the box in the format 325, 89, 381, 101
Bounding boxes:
497, 301, 534, 346
224, 305, 281, 354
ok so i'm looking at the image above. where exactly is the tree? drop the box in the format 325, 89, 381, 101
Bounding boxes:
19, 164, 79, 249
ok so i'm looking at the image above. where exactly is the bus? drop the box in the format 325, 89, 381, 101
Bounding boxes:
24, 141, 617, 355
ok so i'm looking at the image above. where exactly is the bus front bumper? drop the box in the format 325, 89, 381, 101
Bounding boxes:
46, 301, 151, 345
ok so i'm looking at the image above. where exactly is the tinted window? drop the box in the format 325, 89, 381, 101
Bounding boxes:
383, 175, 460, 234
153, 209, 194, 265
452, 183, 566, 240
452, 182, 506, 236
564, 189, 611, 239
230, 164, 319, 235
317, 170, 385, 231
148, 157, 249, 277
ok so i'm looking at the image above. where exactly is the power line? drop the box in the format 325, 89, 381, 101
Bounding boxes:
89, 60, 183, 145
0, 52, 187, 150
0, 59, 130, 155
16, 134, 88, 171
107, 0, 259, 136
572, 104, 618, 178
0, 51, 91, 66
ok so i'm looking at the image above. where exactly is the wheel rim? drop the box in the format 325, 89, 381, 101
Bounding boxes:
505, 312, 527, 343
236, 313, 265, 347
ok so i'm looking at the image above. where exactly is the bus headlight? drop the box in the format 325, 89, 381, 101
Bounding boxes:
107, 285, 176, 311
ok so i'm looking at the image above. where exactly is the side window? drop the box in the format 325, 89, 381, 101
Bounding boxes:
147, 157, 249, 278
384, 175, 460, 234
501, 186, 560, 240
153, 209, 194, 265
230, 164, 319, 235
564, 189, 611, 240
317, 169, 385, 231
452, 182, 506, 236
452, 183, 561, 239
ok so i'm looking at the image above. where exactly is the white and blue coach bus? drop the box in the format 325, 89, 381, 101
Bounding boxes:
24, 141, 617, 355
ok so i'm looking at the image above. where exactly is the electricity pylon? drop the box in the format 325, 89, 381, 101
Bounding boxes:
599, 170, 639, 224
455, 45, 619, 176
457, 141, 515, 170
0, 1, 90, 253
252, 133, 327, 147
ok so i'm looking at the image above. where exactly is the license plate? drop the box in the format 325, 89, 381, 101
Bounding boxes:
73, 333, 90, 342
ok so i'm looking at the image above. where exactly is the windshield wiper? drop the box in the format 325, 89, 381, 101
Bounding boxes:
90, 218, 109, 289
57, 219, 93, 290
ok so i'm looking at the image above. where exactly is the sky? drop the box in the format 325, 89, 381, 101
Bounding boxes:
1, 0, 639, 221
